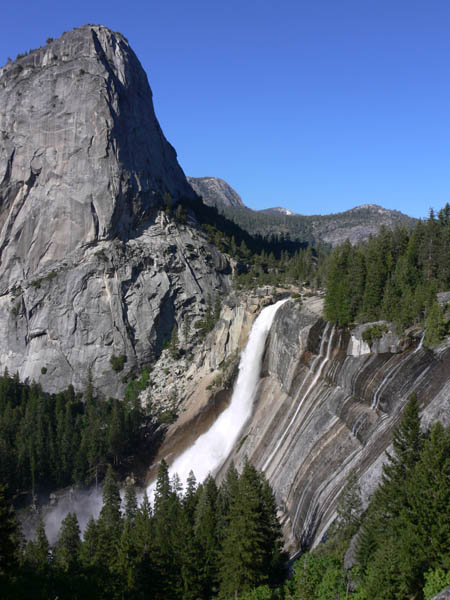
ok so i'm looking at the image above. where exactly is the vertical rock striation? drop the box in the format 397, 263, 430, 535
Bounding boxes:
0, 25, 230, 394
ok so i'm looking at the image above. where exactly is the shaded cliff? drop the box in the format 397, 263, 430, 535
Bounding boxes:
0, 26, 230, 394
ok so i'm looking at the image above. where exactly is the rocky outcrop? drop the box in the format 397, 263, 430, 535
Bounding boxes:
157, 293, 449, 554
144, 288, 285, 479
0, 26, 230, 394
262, 207, 295, 216
187, 177, 244, 209
308, 204, 416, 246
225, 299, 450, 552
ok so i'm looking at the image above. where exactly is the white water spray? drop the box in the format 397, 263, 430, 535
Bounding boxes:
148, 298, 288, 493
414, 331, 425, 353
262, 323, 336, 473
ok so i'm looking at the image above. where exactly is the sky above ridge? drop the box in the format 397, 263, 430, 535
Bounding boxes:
1, 1, 449, 218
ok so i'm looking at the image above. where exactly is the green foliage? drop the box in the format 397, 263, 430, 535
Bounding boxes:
217, 202, 414, 249
4, 460, 283, 600
424, 300, 447, 347
157, 408, 178, 425
355, 395, 450, 600
324, 207, 450, 330
219, 459, 285, 598
361, 323, 388, 345
54, 512, 81, 572
334, 470, 363, 541
287, 551, 347, 600
238, 584, 282, 599
4, 413, 449, 600
282, 398, 449, 600
0, 483, 19, 578
10, 302, 20, 317
31, 270, 57, 289
0, 372, 146, 495
169, 324, 179, 359
24, 518, 50, 572
194, 295, 222, 339
170, 193, 327, 291
423, 568, 450, 600
110, 354, 127, 372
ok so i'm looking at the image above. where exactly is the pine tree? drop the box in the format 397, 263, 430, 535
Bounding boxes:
169, 324, 179, 359
335, 469, 362, 541
219, 460, 283, 598
54, 512, 81, 573
404, 422, 450, 579
152, 460, 182, 599
424, 300, 446, 347
133, 490, 156, 599
114, 519, 139, 596
79, 516, 98, 568
107, 399, 125, 465
124, 481, 138, 523
0, 483, 19, 578
381, 392, 424, 504
24, 519, 49, 572
95, 465, 122, 565
194, 476, 220, 597
357, 393, 424, 569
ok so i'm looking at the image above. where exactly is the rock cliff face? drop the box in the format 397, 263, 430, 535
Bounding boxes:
228, 300, 450, 551
187, 177, 244, 208
155, 295, 450, 554
0, 26, 230, 394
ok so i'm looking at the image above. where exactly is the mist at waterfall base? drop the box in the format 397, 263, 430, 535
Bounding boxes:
43, 487, 104, 545
40, 299, 287, 542
147, 298, 288, 496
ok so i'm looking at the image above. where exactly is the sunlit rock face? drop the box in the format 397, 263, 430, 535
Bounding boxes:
187, 177, 244, 209
218, 299, 450, 553
0, 25, 230, 394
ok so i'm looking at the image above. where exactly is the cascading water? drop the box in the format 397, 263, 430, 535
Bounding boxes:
147, 298, 289, 493
262, 323, 336, 473
414, 331, 425, 353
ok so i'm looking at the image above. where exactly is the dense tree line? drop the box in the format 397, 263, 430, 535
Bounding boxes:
176, 194, 310, 260
0, 372, 145, 498
167, 193, 328, 290
324, 205, 450, 340
232, 245, 328, 291
0, 460, 285, 600
217, 204, 414, 248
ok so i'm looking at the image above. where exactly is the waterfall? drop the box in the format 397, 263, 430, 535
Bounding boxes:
147, 298, 288, 493
262, 322, 336, 473
414, 330, 425, 353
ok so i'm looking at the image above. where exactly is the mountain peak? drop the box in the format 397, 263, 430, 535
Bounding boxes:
187, 176, 244, 208
0, 25, 193, 280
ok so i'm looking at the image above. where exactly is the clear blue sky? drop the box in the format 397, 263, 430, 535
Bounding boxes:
1, 1, 449, 218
